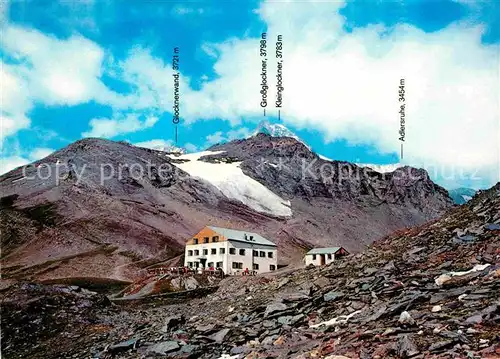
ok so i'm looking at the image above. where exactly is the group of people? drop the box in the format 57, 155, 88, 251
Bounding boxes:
149, 266, 255, 277
166, 266, 223, 274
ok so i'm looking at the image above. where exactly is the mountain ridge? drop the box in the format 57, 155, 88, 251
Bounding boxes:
251, 119, 306, 145
1, 135, 453, 282
448, 187, 477, 205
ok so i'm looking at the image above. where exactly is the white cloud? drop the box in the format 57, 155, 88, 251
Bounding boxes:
0, 113, 30, 149
82, 114, 158, 138
1, 3, 498, 187
115, 47, 205, 117
134, 139, 200, 153
172, 6, 204, 16
0, 155, 29, 175
206, 131, 225, 145
0, 22, 258, 145
0, 147, 56, 175
0, 25, 118, 106
0, 0, 9, 24
113, 46, 252, 126
0, 63, 31, 113
134, 139, 173, 150
228, 127, 251, 139
30, 147, 55, 160
1, 63, 32, 147
57, 0, 100, 34
0, 27, 174, 144
0, 24, 125, 143
206, 127, 251, 146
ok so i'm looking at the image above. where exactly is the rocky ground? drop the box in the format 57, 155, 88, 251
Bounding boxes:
1, 134, 452, 282
1, 184, 498, 359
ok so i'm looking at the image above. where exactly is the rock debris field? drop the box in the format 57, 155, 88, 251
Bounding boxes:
1, 184, 499, 359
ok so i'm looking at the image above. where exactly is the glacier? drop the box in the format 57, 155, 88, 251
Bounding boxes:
170, 151, 292, 217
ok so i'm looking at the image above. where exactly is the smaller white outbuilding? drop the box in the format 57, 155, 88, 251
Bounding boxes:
304, 247, 349, 267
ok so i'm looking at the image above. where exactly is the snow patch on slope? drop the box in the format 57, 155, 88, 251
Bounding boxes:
318, 154, 332, 161
356, 163, 402, 173
172, 151, 292, 217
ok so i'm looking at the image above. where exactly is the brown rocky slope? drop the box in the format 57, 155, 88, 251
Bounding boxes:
1, 135, 452, 282
0, 183, 498, 358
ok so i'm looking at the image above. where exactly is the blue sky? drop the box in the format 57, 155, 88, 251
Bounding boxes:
1, 0, 499, 190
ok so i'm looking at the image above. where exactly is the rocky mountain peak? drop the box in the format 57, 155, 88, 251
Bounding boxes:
448, 187, 477, 204
209, 132, 313, 160
208, 134, 451, 210
251, 119, 311, 149
1, 135, 453, 284
252, 119, 299, 139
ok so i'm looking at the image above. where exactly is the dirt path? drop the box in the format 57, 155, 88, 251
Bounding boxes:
121, 281, 156, 299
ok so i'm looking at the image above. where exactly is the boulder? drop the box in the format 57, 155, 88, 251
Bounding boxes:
147, 341, 180, 355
